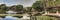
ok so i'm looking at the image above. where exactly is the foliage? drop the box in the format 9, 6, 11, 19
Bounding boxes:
0, 10, 5, 13
48, 8, 58, 13
0, 4, 7, 11
9, 5, 16, 11
38, 0, 60, 6
26, 7, 32, 12
36, 16, 56, 20
45, 0, 60, 7
16, 5, 24, 14
16, 5, 23, 11
0, 4, 7, 13
10, 5, 23, 11
32, 1, 44, 12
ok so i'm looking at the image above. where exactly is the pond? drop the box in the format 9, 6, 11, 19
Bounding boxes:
4, 16, 20, 20
0, 10, 30, 20
0, 16, 30, 20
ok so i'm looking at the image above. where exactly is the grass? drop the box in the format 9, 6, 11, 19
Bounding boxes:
36, 16, 56, 20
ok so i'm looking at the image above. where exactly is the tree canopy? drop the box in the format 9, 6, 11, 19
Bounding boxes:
32, 1, 44, 12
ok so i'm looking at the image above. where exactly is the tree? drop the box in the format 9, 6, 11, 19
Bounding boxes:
16, 5, 23, 11
0, 4, 7, 13
54, 0, 60, 5
10, 5, 23, 11
26, 7, 32, 12
45, 0, 60, 13
43, 0, 60, 7
16, 5, 23, 14
32, 1, 44, 12
32, 1, 45, 20
0, 4, 7, 11
26, 7, 32, 16
9, 5, 16, 11
9, 5, 23, 14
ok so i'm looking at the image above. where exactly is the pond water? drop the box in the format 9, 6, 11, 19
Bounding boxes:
6, 10, 17, 14
0, 16, 30, 20
0, 10, 30, 20
0, 16, 18, 20
4, 16, 19, 20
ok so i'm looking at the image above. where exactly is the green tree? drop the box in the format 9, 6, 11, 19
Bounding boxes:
26, 7, 32, 12
43, 0, 60, 7
9, 5, 23, 14
9, 5, 16, 11
32, 1, 44, 12
46, 0, 60, 13
16, 5, 23, 11
0, 4, 7, 11
16, 5, 23, 14
10, 5, 23, 11
0, 4, 8, 13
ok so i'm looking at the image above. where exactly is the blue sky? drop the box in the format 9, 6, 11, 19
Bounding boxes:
0, 0, 36, 7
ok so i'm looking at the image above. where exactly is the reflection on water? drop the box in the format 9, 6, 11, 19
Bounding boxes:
0, 16, 30, 20
0, 11, 30, 20
4, 16, 19, 20
6, 10, 17, 14
4, 11, 19, 20
0, 17, 3, 20
21, 14, 30, 20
